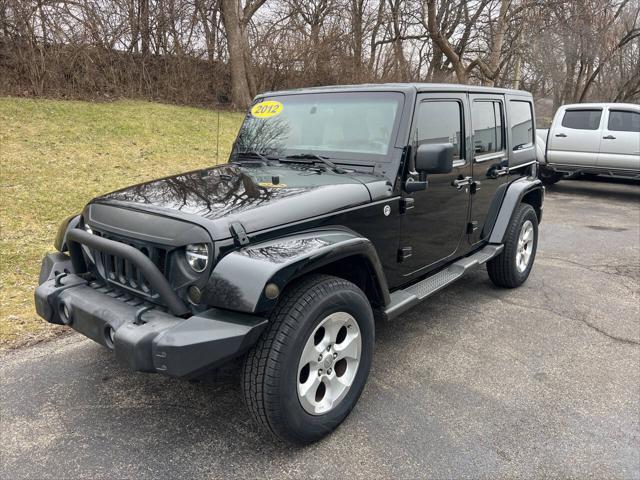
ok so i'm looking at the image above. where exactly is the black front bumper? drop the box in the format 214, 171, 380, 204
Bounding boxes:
35, 270, 267, 378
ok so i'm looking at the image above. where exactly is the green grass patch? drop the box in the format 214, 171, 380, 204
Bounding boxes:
0, 97, 243, 347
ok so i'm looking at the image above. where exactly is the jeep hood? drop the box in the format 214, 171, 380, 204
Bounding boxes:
91, 163, 393, 239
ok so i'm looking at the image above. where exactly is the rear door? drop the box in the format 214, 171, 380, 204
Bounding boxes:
468, 93, 510, 245
598, 107, 640, 170
547, 107, 603, 166
507, 96, 536, 172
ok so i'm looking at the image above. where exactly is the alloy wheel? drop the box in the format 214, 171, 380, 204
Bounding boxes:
297, 311, 362, 415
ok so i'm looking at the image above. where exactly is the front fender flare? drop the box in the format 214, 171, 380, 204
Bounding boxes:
201, 229, 390, 314
54, 214, 81, 252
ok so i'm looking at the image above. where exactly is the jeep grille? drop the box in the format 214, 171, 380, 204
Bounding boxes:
90, 230, 169, 302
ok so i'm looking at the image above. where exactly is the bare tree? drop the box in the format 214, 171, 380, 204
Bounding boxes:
1, 0, 638, 106
220, 0, 267, 109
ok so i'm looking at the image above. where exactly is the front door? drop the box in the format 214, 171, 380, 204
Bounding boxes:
399, 93, 471, 278
468, 94, 510, 245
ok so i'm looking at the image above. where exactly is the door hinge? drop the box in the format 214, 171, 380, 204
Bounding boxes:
466, 221, 479, 234
397, 246, 413, 262
229, 222, 250, 246
400, 197, 415, 213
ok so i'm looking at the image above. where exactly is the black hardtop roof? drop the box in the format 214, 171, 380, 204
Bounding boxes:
258, 82, 533, 99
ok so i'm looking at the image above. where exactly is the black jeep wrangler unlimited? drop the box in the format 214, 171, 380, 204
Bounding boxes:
36, 84, 543, 444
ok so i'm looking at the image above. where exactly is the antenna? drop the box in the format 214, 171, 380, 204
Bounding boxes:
216, 109, 220, 164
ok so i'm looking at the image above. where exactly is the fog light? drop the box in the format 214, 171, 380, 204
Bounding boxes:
265, 283, 280, 300
59, 302, 72, 325
105, 326, 116, 349
188, 285, 202, 304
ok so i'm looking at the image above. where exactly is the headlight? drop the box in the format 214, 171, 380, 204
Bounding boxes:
185, 243, 209, 272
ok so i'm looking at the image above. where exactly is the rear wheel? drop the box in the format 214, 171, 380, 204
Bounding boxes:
539, 167, 563, 186
487, 203, 538, 288
242, 274, 374, 444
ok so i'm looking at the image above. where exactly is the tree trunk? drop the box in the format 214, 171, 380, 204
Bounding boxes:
350, 0, 364, 82
484, 0, 510, 86
368, 0, 386, 76
140, 0, 150, 57
242, 33, 257, 97
425, 0, 467, 83
388, 0, 409, 81
220, 0, 252, 109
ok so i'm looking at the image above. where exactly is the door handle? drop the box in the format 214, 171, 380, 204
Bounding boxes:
603, 135, 616, 140
555, 133, 567, 138
487, 167, 509, 179
452, 176, 472, 190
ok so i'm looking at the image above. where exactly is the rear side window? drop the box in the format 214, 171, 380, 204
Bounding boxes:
509, 100, 534, 150
561, 109, 602, 130
415, 100, 464, 160
472, 101, 504, 155
608, 110, 640, 132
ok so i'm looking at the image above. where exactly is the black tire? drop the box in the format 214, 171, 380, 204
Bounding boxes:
487, 203, 538, 288
242, 274, 374, 444
539, 167, 563, 186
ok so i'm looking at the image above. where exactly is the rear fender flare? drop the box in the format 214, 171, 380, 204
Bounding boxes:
488, 177, 544, 244
201, 229, 390, 314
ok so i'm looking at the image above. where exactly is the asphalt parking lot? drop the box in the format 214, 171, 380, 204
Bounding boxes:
1, 178, 639, 479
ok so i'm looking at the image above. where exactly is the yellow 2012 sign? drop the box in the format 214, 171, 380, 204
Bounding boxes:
251, 100, 283, 118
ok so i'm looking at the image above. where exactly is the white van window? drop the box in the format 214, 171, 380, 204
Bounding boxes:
561, 109, 602, 130
608, 110, 640, 132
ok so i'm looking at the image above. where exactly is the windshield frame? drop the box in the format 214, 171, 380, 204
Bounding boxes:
231, 90, 407, 165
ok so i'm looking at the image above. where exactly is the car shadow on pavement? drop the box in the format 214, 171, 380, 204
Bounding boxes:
546, 178, 640, 203
76, 282, 470, 458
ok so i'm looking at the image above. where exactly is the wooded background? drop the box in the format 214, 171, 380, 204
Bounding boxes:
1, 0, 639, 113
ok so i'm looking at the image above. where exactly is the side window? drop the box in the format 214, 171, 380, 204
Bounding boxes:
561, 109, 602, 130
472, 100, 504, 155
608, 110, 640, 132
415, 100, 464, 160
509, 100, 534, 150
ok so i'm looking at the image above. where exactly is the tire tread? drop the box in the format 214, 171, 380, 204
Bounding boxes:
242, 274, 362, 442
487, 203, 538, 288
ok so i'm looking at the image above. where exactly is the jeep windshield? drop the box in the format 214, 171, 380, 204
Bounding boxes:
231, 91, 404, 163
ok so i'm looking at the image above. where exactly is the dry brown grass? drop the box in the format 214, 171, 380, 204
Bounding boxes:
0, 97, 243, 348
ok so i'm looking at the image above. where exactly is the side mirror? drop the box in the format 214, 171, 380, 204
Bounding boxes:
416, 143, 454, 174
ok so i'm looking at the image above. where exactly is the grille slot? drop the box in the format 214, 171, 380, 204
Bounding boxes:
90, 230, 169, 302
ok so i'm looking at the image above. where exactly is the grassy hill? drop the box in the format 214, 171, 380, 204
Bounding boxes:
0, 97, 244, 347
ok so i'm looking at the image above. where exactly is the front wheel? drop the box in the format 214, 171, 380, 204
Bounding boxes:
242, 274, 374, 444
487, 203, 539, 288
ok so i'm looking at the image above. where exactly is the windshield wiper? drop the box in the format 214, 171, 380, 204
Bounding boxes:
233, 151, 275, 163
281, 154, 346, 174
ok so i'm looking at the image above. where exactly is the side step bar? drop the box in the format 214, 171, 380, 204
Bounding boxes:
384, 244, 504, 320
